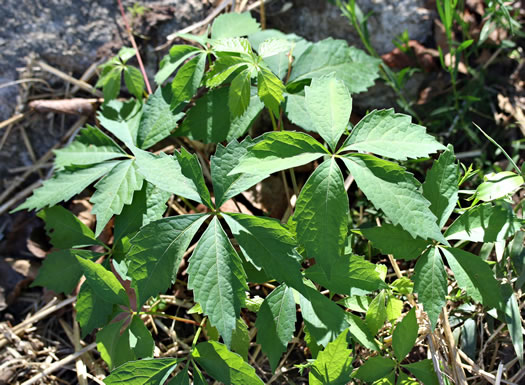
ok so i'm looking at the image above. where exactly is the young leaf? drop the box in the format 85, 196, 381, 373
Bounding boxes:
231, 318, 250, 361
345, 313, 380, 351
304, 75, 351, 152
392, 307, 418, 362
385, 296, 403, 322
127, 214, 208, 308
177, 87, 263, 144
53, 124, 126, 169
342, 153, 445, 243
205, 55, 250, 89
124, 66, 145, 99
137, 85, 185, 149
413, 247, 447, 328
229, 69, 252, 118
422, 144, 459, 228
442, 247, 504, 310
213, 37, 253, 54
365, 291, 387, 335
341, 109, 446, 160
101, 67, 122, 101
295, 158, 348, 278
38, 206, 103, 249
231, 131, 328, 176
103, 358, 179, 385
176, 148, 213, 209
257, 66, 285, 116
361, 224, 430, 261
309, 329, 352, 385
255, 284, 296, 371
15, 161, 119, 212
211, 12, 261, 39
444, 203, 521, 242
76, 281, 114, 337
192, 341, 264, 385
223, 213, 304, 291
353, 356, 396, 383
171, 53, 206, 107
402, 359, 440, 385
76, 256, 129, 307
211, 138, 269, 206
155, 45, 200, 85
187, 217, 247, 347
98, 100, 143, 148
288, 38, 381, 93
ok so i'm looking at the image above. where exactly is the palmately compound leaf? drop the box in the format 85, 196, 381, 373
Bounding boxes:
103, 358, 179, 385
175, 148, 213, 209
413, 247, 447, 329
422, 144, 459, 228
76, 281, 114, 338
231, 131, 328, 176
223, 213, 304, 291
211, 138, 269, 206
342, 153, 445, 243
155, 44, 201, 85
211, 12, 260, 39
353, 356, 396, 383
288, 38, 381, 94
187, 217, 247, 347
193, 341, 264, 385
442, 247, 504, 310
76, 256, 129, 307
32, 249, 102, 294
91, 159, 144, 236
304, 75, 352, 152
127, 214, 208, 308
295, 158, 348, 278
137, 85, 185, 149
98, 99, 143, 148
444, 203, 522, 242
53, 124, 126, 169
229, 68, 252, 118
97, 316, 154, 370
255, 284, 296, 371
361, 224, 430, 261
341, 109, 446, 160
170, 53, 206, 108
257, 66, 285, 116
305, 254, 387, 295
392, 307, 418, 362
15, 161, 119, 212
133, 147, 207, 204
402, 359, 440, 385
37, 205, 103, 249
309, 329, 352, 385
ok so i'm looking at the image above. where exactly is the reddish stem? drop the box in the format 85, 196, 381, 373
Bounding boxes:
116, 0, 153, 95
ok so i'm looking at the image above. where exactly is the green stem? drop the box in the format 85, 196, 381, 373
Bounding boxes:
191, 317, 207, 350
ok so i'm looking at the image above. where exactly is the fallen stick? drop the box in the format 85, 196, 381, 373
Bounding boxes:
37, 60, 103, 98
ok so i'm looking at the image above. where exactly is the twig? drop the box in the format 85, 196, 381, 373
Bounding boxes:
37, 60, 103, 97
495, 363, 504, 385
427, 333, 446, 385
441, 306, 468, 385
0, 180, 42, 217
116, 0, 152, 95
0, 112, 27, 131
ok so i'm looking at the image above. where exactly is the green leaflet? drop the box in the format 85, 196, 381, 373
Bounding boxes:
211, 138, 269, 206
123, 66, 145, 99
229, 69, 252, 118
133, 147, 206, 204
155, 45, 200, 84
298, 284, 348, 347
341, 109, 446, 160
192, 341, 264, 385
345, 313, 379, 351
402, 359, 440, 385
284, 92, 313, 132
91, 159, 144, 236
392, 307, 418, 362
413, 247, 447, 329
231, 318, 250, 361
177, 87, 264, 144
257, 66, 285, 116
361, 224, 430, 261
305, 254, 387, 295
223, 213, 304, 291
187, 217, 247, 347
257, 38, 292, 59
76, 256, 129, 307
137, 85, 185, 149
342, 153, 445, 243
444, 203, 522, 242
365, 291, 387, 335
37, 205, 103, 249
386, 297, 403, 323
211, 12, 261, 39
422, 144, 459, 228
170, 367, 189, 385
475, 171, 524, 202
231, 131, 328, 176
255, 284, 296, 371
295, 158, 348, 278
15, 161, 119, 212
32, 249, 101, 294
353, 356, 396, 382
288, 38, 381, 93
103, 358, 179, 385
176, 148, 213, 209
53, 124, 126, 169
442, 247, 504, 310
98, 99, 143, 148
212, 37, 253, 55
76, 281, 114, 338
309, 329, 352, 385
127, 214, 208, 308
99, 66, 122, 101
206, 55, 250, 89
96, 316, 154, 370
170, 53, 206, 108
503, 289, 524, 366
304, 75, 352, 152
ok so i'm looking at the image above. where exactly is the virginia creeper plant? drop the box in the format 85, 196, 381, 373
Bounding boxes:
15, 12, 524, 384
